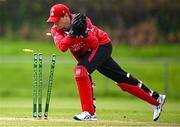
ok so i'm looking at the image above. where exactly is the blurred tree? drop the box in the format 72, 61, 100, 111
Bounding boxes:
156, 0, 180, 42
0, 1, 6, 36
0, 0, 179, 44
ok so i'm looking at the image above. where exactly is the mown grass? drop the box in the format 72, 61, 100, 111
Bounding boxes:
1, 38, 180, 58
0, 97, 180, 126
0, 38, 180, 126
0, 38, 180, 99
0, 58, 180, 98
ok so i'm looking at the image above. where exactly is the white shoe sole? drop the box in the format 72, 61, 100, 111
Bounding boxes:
73, 116, 97, 121
153, 95, 166, 121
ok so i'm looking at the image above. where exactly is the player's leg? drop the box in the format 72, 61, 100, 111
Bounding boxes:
74, 43, 112, 120
98, 57, 160, 104
73, 65, 95, 120
97, 57, 166, 121
89, 75, 96, 114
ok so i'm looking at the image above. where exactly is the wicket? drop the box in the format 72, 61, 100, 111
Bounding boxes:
44, 54, 56, 119
32, 53, 56, 119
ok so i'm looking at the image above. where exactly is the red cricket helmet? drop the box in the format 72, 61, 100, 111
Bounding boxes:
47, 4, 70, 22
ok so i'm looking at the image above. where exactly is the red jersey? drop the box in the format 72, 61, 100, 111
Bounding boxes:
50, 14, 111, 61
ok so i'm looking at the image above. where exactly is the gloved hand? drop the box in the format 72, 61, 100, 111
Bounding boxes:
69, 13, 88, 38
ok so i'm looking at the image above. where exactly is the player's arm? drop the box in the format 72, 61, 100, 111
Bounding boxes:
69, 13, 99, 49
83, 16, 99, 49
51, 26, 71, 52
86, 17, 94, 30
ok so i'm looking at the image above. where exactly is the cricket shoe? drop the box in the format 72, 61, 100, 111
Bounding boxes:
73, 111, 97, 121
152, 94, 166, 121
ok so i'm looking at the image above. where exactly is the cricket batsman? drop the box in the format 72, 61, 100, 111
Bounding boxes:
47, 4, 166, 121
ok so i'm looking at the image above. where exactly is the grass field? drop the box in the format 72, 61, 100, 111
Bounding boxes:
0, 38, 180, 126
0, 97, 180, 126
0, 38, 180, 99
0, 56, 180, 98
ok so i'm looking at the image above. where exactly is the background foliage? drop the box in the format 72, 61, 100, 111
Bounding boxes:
0, 0, 180, 45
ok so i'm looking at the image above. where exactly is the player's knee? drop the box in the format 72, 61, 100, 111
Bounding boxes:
74, 65, 89, 78
77, 63, 93, 74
